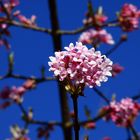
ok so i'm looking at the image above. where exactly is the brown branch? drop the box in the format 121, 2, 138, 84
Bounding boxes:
71, 95, 79, 140
18, 103, 62, 127
0, 73, 55, 84
78, 110, 110, 126
132, 93, 140, 100
1, 20, 52, 34
57, 25, 92, 35
105, 35, 127, 57
129, 125, 139, 140
18, 101, 110, 130
0, 18, 119, 35
48, 0, 72, 140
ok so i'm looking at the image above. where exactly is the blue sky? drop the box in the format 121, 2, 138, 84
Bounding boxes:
0, 0, 140, 140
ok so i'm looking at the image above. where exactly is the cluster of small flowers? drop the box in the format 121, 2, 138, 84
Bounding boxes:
6, 125, 30, 140
49, 42, 113, 88
83, 6, 108, 26
102, 98, 140, 127
0, 0, 19, 14
0, 0, 36, 26
79, 29, 115, 46
0, 80, 35, 109
0, 0, 36, 49
81, 6, 115, 46
81, 5, 115, 46
0, 0, 18, 49
118, 3, 140, 31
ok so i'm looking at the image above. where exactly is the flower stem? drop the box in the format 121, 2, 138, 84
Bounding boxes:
71, 95, 79, 140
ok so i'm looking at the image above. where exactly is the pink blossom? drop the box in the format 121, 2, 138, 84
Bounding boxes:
119, 3, 140, 31
102, 98, 140, 127
0, 80, 35, 108
83, 14, 108, 25
83, 122, 96, 129
79, 29, 115, 46
112, 63, 124, 77
83, 7, 108, 26
0, 0, 19, 14
95, 14, 108, 24
0, 86, 25, 105
16, 13, 37, 26
48, 42, 113, 89
23, 79, 36, 89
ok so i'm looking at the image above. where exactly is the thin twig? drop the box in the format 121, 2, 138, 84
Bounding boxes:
129, 125, 139, 140
18, 103, 62, 127
132, 93, 140, 100
78, 109, 110, 126
105, 39, 125, 57
0, 18, 119, 35
93, 87, 110, 104
126, 127, 132, 140
0, 73, 56, 83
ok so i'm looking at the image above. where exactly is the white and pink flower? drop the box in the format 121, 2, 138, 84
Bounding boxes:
48, 42, 113, 88
119, 3, 140, 31
102, 98, 140, 127
79, 29, 114, 46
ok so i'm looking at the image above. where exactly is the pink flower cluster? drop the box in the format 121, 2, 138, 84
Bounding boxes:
0, 0, 37, 49
48, 42, 113, 88
119, 3, 140, 31
0, 80, 35, 109
0, 0, 36, 26
83, 7, 108, 26
83, 13, 108, 26
102, 98, 140, 127
79, 29, 115, 46
0, 0, 19, 14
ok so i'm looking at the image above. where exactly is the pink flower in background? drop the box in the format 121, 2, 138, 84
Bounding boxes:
119, 3, 140, 31
17, 14, 37, 26
6, 125, 30, 140
0, 0, 37, 49
13, 10, 37, 26
0, 86, 25, 107
95, 14, 108, 24
79, 29, 115, 46
83, 122, 96, 129
0, 0, 19, 14
83, 14, 108, 25
83, 6, 108, 26
0, 80, 36, 109
112, 63, 124, 77
102, 98, 140, 127
48, 42, 113, 88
